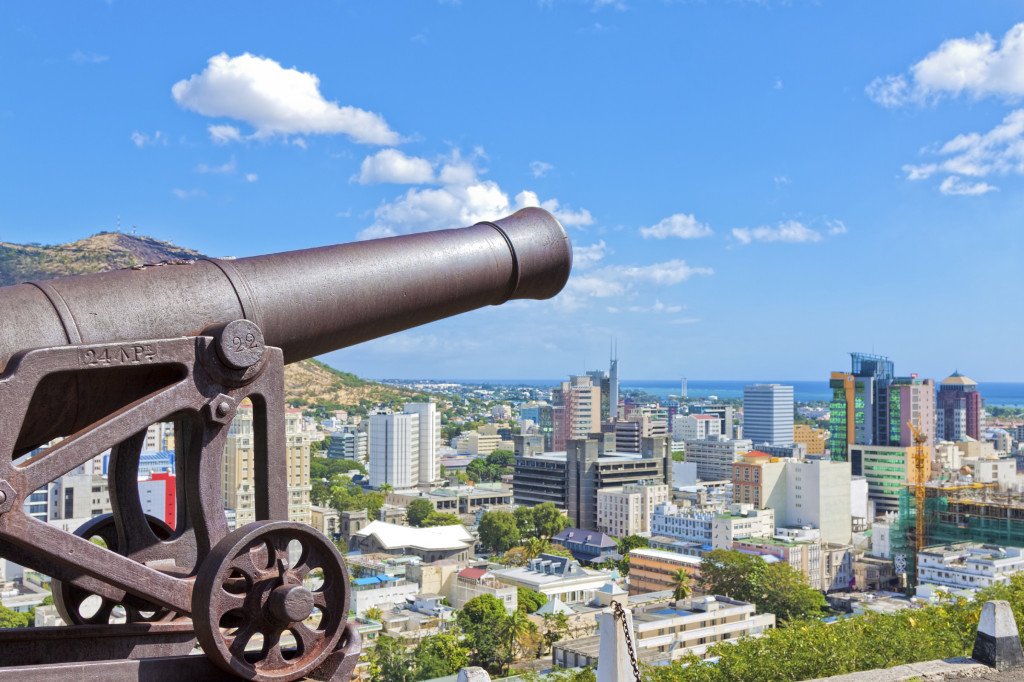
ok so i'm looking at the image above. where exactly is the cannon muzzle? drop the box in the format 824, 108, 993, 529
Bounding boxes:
0, 207, 571, 371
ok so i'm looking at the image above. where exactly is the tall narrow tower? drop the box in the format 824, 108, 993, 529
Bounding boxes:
609, 341, 619, 421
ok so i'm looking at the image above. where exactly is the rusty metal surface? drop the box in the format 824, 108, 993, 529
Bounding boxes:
193, 521, 350, 681
0, 622, 197, 666
0, 207, 571, 374
0, 655, 241, 682
0, 211, 571, 680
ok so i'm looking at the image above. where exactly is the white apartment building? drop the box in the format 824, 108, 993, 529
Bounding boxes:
449, 567, 518, 613
596, 481, 670, 538
672, 414, 721, 442
455, 425, 511, 456
684, 437, 752, 481
405, 402, 442, 484
651, 502, 774, 551
917, 543, 1024, 596
962, 457, 1017, 488
553, 595, 775, 668
369, 410, 419, 489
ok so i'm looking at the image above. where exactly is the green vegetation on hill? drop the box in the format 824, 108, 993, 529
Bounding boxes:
0, 232, 205, 286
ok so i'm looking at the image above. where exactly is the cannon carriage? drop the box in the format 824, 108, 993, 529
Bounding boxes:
0, 208, 571, 681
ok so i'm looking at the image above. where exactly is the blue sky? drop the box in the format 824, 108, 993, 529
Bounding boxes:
2, 1, 1022, 382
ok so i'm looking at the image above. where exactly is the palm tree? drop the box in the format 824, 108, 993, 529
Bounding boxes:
524, 537, 548, 560
503, 609, 534, 673
365, 607, 384, 622
377, 483, 394, 495
671, 568, 693, 601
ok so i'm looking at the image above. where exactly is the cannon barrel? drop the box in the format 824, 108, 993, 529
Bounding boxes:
0, 207, 571, 372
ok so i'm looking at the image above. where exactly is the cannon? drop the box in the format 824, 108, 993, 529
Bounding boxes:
0, 208, 571, 681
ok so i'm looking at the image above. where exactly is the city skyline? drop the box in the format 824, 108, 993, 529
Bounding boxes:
3, 2, 1023, 381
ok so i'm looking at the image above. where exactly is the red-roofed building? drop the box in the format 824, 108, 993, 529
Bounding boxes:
451, 565, 517, 612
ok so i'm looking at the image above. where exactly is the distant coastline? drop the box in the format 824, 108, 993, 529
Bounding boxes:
434, 379, 1024, 407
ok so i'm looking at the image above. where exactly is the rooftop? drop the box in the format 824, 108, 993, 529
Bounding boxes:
354, 521, 475, 552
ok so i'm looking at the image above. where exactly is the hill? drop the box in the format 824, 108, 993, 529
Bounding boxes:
0, 232, 205, 286
0, 232, 421, 410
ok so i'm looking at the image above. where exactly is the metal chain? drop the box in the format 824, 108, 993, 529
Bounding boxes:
610, 600, 643, 682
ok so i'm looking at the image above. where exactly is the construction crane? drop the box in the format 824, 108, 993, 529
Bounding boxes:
907, 420, 929, 561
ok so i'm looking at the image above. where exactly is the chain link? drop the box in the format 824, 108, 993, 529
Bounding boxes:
610, 600, 643, 682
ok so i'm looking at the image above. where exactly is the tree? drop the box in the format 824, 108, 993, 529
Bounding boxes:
671, 568, 693, 601
486, 449, 515, 468
378, 483, 394, 495
503, 608, 536, 671
422, 512, 462, 527
365, 606, 384, 622
411, 632, 470, 680
697, 549, 768, 602
367, 634, 413, 682
541, 612, 570, 654
524, 537, 548, 560
757, 562, 827, 623
457, 594, 508, 673
533, 502, 570, 539
0, 604, 29, 629
517, 587, 549, 613
697, 549, 825, 622
514, 506, 537, 538
406, 498, 435, 527
466, 458, 490, 482
478, 511, 521, 554
617, 534, 649, 557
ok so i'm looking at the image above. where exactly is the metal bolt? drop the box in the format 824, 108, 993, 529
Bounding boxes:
216, 402, 230, 418
0, 490, 6, 506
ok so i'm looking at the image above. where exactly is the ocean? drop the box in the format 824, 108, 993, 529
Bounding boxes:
462, 379, 1024, 407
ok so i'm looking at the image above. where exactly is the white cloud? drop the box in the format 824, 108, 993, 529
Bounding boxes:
774, 175, 790, 186
865, 75, 911, 108
573, 241, 610, 268
171, 188, 206, 200
130, 130, 165, 147
902, 109, 1024, 193
245, 173, 259, 182
639, 213, 713, 240
292, 138, 307, 150
71, 50, 108, 64
774, 78, 783, 90
197, 157, 236, 175
356, 149, 434, 184
669, 317, 702, 325
826, 219, 848, 236
555, 259, 712, 312
357, 150, 593, 239
868, 23, 1024, 106
172, 53, 399, 145
939, 176, 998, 195
530, 160, 554, 177
732, 220, 822, 245
628, 300, 683, 313
209, 125, 242, 145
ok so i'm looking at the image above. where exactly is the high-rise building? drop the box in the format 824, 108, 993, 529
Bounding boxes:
596, 481, 670, 538
887, 377, 936, 448
615, 412, 668, 453
732, 453, 853, 544
609, 345, 619, 421
936, 372, 985, 441
285, 409, 312, 525
552, 376, 601, 451
222, 404, 312, 527
684, 436, 752, 481
368, 410, 419, 489
848, 444, 930, 514
405, 402, 441, 484
742, 384, 794, 446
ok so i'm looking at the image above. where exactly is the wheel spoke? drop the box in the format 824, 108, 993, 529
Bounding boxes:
230, 549, 262, 581
213, 591, 246, 617
311, 591, 328, 609
259, 627, 286, 671
226, 622, 256, 660
292, 622, 325, 651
